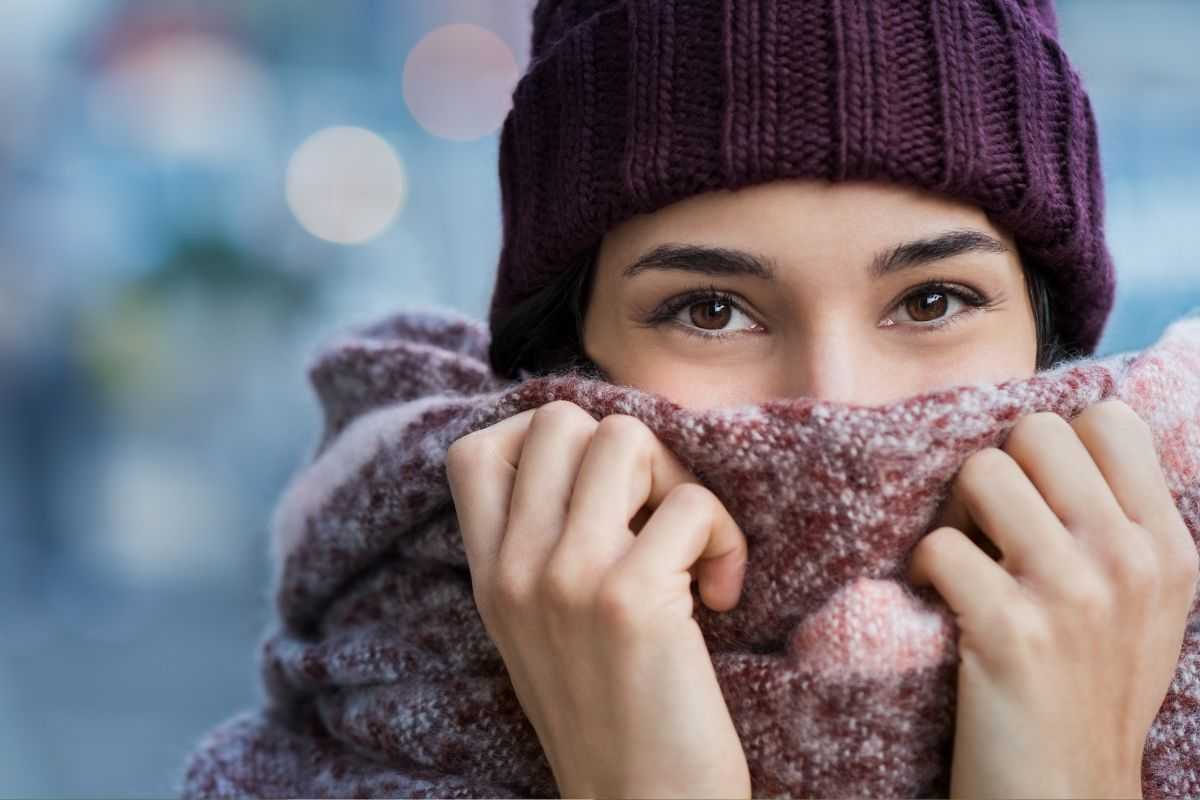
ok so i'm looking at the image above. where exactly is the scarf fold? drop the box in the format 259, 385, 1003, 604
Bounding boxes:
179, 307, 1200, 799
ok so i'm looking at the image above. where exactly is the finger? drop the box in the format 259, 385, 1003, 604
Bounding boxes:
559, 413, 698, 569
930, 489, 1001, 562
501, 401, 598, 578
1070, 400, 1181, 534
948, 447, 1077, 580
1001, 411, 1126, 535
444, 408, 538, 579
1069, 399, 1199, 587
908, 526, 1021, 620
618, 483, 748, 612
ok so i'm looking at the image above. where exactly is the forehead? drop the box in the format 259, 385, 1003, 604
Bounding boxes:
596, 178, 1011, 278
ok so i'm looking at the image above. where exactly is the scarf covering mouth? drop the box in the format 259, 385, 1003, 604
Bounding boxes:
178, 307, 1200, 799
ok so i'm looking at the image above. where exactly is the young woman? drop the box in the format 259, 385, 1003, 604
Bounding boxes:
446, 1, 1198, 797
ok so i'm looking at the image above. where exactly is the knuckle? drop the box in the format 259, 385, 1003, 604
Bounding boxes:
1161, 506, 1196, 556
984, 602, 1052, 654
533, 399, 595, 431
595, 413, 654, 449
1004, 414, 1069, 465
910, 532, 936, 565
538, 560, 585, 611
445, 430, 487, 472
487, 566, 530, 618
665, 481, 719, 514
1118, 511, 1196, 596
1171, 561, 1200, 603
1181, 540, 1200, 578
1077, 399, 1152, 441
593, 573, 645, 631
1059, 570, 1114, 618
1007, 411, 1072, 456
914, 525, 956, 561
491, 562, 535, 612
1168, 532, 1200, 588
1147, 493, 1184, 536
1095, 398, 1142, 424
958, 447, 1011, 487
1106, 530, 1160, 593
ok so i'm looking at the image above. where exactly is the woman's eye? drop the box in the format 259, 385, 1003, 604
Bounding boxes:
665, 294, 761, 339
652, 284, 987, 339
886, 286, 978, 329
905, 290, 958, 322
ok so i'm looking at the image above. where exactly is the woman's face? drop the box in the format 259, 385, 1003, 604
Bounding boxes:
581, 178, 1038, 409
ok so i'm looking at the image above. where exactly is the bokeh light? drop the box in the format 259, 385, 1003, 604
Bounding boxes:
284, 125, 408, 245
88, 29, 272, 162
403, 23, 519, 141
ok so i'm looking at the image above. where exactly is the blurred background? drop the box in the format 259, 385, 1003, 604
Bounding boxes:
0, 0, 1196, 796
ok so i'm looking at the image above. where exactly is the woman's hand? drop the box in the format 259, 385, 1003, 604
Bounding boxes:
909, 399, 1199, 799
445, 400, 752, 799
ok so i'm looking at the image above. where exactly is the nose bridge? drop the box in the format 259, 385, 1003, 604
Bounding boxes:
788, 322, 861, 404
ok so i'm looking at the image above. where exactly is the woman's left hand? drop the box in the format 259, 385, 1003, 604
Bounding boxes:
908, 399, 1199, 799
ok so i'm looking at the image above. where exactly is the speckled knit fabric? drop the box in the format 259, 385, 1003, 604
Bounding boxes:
178, 306, 1200, 799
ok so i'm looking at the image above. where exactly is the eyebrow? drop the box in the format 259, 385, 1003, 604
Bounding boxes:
620, 228, 1010, 281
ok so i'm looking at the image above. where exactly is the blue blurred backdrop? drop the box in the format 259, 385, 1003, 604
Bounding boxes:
0, 1, 1197, 795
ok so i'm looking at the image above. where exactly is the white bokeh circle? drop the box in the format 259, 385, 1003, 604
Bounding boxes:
285, 126, 408, 245
403, 23, 519, 142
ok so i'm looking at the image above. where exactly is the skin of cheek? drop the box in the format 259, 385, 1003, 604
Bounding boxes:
876, 327, 1039, 404
614, 342, 783, 410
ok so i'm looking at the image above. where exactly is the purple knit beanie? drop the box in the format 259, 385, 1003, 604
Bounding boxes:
488, 0, 1116, 357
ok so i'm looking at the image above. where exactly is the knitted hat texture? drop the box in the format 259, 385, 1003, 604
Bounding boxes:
489, 0, 1116, 356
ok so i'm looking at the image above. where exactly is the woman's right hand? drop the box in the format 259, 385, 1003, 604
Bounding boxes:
445, 400, 752, 799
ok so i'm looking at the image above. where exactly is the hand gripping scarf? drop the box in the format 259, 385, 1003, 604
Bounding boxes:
178, 307, 1200, 799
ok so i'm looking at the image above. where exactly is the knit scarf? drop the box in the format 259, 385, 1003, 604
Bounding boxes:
179, 307, 1200, 799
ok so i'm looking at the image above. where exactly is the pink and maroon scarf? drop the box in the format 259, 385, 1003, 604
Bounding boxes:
178, 307, 1200, 798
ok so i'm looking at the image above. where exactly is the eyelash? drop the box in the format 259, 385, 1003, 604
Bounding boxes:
643, 281, 997, 341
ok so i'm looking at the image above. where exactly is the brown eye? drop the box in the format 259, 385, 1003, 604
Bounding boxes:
904, 291, 949, 322
656, 291, 762, 340
689, 298, 733, 330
